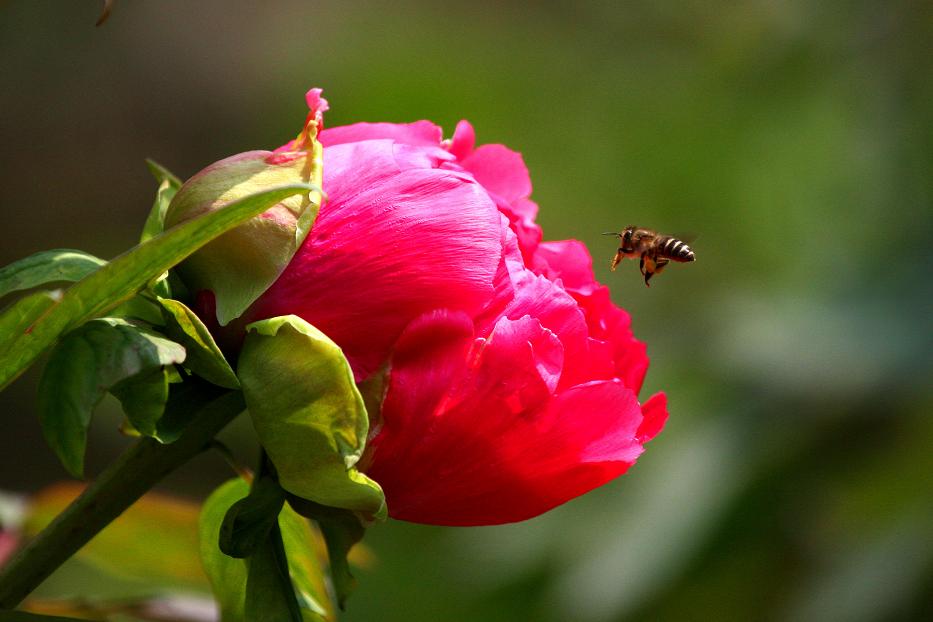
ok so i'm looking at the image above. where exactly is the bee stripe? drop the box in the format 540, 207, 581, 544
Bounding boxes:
670, 240, 684, 255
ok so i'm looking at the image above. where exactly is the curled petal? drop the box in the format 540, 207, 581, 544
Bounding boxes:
637, 392, 668, 443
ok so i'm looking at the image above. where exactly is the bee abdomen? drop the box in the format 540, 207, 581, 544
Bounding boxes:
658, 236, 695, 262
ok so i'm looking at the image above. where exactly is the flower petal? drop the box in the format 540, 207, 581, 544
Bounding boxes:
533, 240, 649, 393
370, 335, 647, 525
320, 121, 443, 148
636, 392, 668, 443
445, 120, 475, 160
459, 144, 533, 203
246, 140, 503, 379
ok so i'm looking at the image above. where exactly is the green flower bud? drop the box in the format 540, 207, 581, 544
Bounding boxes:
164, 96, 325, 326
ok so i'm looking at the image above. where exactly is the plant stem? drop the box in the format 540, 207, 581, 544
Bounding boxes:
0, 390, 245, 609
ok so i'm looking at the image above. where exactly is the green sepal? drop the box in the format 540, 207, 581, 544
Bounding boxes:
37, 318, 186, 477
238, 315, 386, 520
140, 160, 182, 243
220, 474, 286, 559
288, 496, 366, 611
0, 249, 105, 299
145, 158, 183, 188
0, 183, 313, 392
158, 297, 239, 389
164, 151, 324, 326
199, 478, 334, 622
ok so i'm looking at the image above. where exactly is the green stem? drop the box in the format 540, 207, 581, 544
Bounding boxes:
0, 390, 246, 609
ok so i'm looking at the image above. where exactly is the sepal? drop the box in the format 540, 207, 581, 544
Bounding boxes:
237, 316, 386, 520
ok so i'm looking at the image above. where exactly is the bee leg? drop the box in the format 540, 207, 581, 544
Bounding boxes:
641, 253, 656, 287
610, 249, 624, 271
639, 253, 646, 275
654, 258, 670, 274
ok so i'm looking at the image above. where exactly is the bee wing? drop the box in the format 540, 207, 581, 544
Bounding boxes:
674, 232, 698, 244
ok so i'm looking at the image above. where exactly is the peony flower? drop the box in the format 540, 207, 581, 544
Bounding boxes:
185, 90, 668, 526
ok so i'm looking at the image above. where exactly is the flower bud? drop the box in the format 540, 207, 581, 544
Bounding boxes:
164, 90, 327, 325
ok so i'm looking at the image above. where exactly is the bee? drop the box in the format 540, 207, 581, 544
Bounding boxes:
603, 226, 695, 286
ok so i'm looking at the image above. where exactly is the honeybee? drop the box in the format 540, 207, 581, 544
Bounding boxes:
603, 226, 695, 286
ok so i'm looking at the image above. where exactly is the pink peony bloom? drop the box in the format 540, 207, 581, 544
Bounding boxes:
229, 91, 668, 525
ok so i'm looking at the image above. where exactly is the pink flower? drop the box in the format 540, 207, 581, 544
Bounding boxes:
235, 91, 668, 525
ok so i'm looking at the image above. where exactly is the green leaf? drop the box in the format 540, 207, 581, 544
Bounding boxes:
110, 293, 165, 325
288, 496, 366, 610
158, 297, 239, 389
246, 521, 304, 622
0, 290, 61, 343
0, 183, 313, 392
111, 366, 176, 437
0, 249, 105, 299
220, 475, 286, 559
238, 316, 386, 519
199, 479, 334, 622
37, 318, 186, 476
149, 378, 224, 444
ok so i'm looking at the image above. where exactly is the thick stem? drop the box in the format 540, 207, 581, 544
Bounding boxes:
0, 390, 246, 609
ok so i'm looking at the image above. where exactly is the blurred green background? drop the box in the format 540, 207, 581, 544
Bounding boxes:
1, 1, 932, 620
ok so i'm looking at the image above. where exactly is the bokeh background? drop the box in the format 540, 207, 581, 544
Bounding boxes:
2, 1, 932, 620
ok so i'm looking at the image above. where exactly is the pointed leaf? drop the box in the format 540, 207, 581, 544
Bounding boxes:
288, 496, 366, 610
0, 183, 313, 391
199, 479, 334, 622
238, 316, 385, 519
158, 297, 239, 389
145, 158, 183, 188
37, 318, 186, 476
220, 475, 286, 559
0, 250, 105, 299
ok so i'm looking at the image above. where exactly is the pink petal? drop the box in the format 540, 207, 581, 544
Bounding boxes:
497, 197, 543, 262
246, 140, 503, 379
534, 240, 599, 296
460, 144, 533, 203
636, 392, 668, 443
370, 335, 647, 525
320, 121, 443, 148
304, 88, 330, 124
532, 240, 649, 393
445, 120, 476, 160
466, 315, 564, 409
